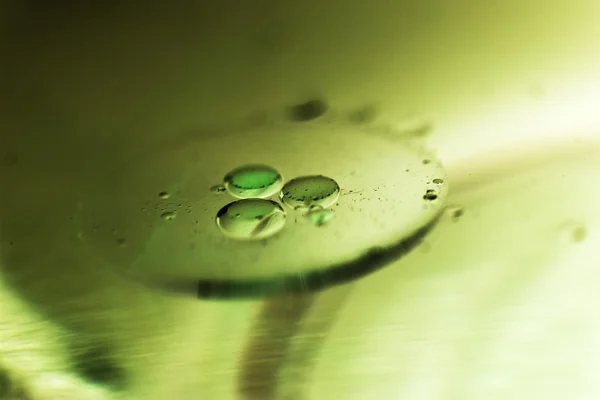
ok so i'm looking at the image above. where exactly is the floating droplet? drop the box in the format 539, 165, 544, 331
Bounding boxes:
158, 191, 170, 200
210, 185, 226, 194
288, 99, 328, 122
423, 189, 438, 201
216, 199, 287, 241
161, 211, 177, 221
432, 178, 444, 184
305, 207, 335, 226
223, 164, 283, 199
280, 175, 340, 210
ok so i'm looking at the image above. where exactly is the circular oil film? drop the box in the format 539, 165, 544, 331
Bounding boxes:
75, 115, 448, 299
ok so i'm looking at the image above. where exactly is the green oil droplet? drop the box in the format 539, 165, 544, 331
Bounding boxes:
216, 199, 287, 241
280, 175, 340, 210
223, 164, 283, 199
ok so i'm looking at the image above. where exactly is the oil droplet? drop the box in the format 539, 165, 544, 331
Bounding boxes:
158, 191, 170, 200
280, 175, 340, 210
161, 211, 177, 221
288, 99, 328, 122
432, 178, 444, 184
305, 207, 335, 226
423, 189, 438, 201
223, 164, 283, 199
216, 199, 286, 241
210, 184, 226, 194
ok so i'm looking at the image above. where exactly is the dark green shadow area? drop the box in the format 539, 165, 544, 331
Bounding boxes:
151, 211, 441, 300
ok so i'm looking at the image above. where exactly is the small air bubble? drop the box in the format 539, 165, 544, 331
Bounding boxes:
210, 184, 226, 194
432, 178, 444, 184
158, 191, 170, 200
161, 211, 177, 221
423, 189, 438, 201
304, 207, 335, 226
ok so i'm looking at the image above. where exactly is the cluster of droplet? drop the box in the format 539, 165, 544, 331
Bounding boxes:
211, 165, 341, 241
152, 163, 444, 242
422, 175, 444, 201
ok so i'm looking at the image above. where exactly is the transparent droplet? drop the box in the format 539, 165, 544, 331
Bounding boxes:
432, 178, 444, 184
210, 184, 226, 194
305, 207, 335, 226
423, 189, 438, 201
216, 199, 287, 241
158, 191, 170, 200
161, 211, 177, 221
280, 175, 340, 210
223, 164, 283, 199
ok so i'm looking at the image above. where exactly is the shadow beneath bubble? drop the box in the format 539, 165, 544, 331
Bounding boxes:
152, 211, 442, 300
